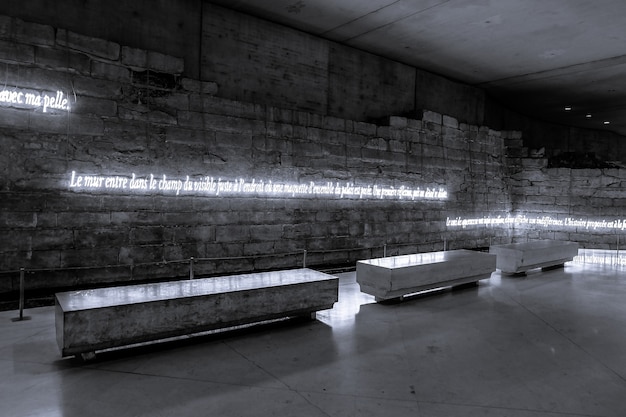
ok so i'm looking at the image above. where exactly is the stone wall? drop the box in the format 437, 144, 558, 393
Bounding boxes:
2, 12, 624, 295
0, 14, 512, 293
447, 142, 626, 248
507, 159, 626, 248
2, 1, 626, 164
200, 4, 419, 124
0, 0, 203, 79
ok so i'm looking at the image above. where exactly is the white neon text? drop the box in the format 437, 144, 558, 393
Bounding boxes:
0, 89, 70, 112
68, 171, 447, 201
446, 215, 626, 232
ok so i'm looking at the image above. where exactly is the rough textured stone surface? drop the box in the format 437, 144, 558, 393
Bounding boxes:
55, 268, 338, 357
489, 240, 579, 273
0, 13, 624, 294
55, 28, 119, 60
356, 249, 496, 300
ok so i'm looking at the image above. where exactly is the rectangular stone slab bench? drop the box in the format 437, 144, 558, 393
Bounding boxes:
356, 249, 496, 302
489, 240, 579, 274
55, 268, 338, 359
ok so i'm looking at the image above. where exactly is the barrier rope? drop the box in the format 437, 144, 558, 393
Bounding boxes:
0, 241, 444, 276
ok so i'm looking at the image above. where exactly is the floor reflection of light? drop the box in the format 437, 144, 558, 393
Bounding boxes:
489, 273, 502, 286
573, 249, 626, 269
316, 273, 375, 329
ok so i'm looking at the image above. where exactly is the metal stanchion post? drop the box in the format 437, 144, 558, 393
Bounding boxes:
383, 244, 387, 257
189, 257, 194, 280
303, 250, 307, 268
12, 268, 31, 322
443, 239, 447, 251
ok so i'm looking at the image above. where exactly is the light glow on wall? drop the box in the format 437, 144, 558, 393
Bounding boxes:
446, 215, 626, 232
0, 88, 71, 112
68, 171, 448, 201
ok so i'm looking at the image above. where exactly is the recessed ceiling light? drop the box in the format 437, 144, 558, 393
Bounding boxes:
603, 121, 611, 125
564, 106, 572, 111
585, 114, 592, 118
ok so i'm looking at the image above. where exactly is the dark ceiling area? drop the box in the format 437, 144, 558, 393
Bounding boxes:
211, 0, 626, 136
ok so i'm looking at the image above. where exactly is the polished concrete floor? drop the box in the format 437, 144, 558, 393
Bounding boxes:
2, 250, 626, 417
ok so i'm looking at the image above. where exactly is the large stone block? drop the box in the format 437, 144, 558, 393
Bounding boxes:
323, 115, 347, 132
1, 212, 36, 227
16, 229, 73, 251
265, 122, 294, 139
249, 224, 284, 242
0, 39, 34, 63
164, 126, 208, 145
442, 115, 459, 129
266, 106, 293, 124
72, 228, 128, 249
13, 18, 55, 46
35, 46, 91, 73
72, 96, 117, 117
0, 249, 63, 280
32, 212, 57, 228
215, 225, 250, 243
180, 78, 218, 95
152, 93, 189, 112
177, 110, 204, 129
28, 113, 104, 136
525, 195, 556, 205
282, 223, 313, 239
203, 113, 265, 134
0, 15, 10, 39
194, 96, 263, 119
172, 225, 215, 243
110, 211, 162, 226
72, 74, 123, 99
521, 158, 548, 168
118, 106, 177, 125
147, 50, 184, 74
421, 110, 442, 124
354, 121, 377, 136
387, 116, 408, 129
120, 46, 146, 69
56, 29, 120, 60
56, 212, 111, 228
0, 107, 29, 129
90, 61, 130, 82
160, 211, 204, 226
60, 247, 121, 269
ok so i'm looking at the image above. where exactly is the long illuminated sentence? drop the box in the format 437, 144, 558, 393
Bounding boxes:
68, 171, 448, 200
446, 215, 626, 232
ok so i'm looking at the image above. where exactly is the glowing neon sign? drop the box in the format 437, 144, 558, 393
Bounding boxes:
0, 88, 70, 112
68, 171, 447, 201
446, 215, 626, 232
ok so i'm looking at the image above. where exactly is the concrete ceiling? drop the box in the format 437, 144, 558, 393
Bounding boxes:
210, 0, 626, 136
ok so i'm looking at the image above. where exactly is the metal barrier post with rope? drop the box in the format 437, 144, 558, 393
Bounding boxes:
11, 268, 31, 322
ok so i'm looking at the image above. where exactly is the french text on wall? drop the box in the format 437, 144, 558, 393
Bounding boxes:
68, 171, 449, 201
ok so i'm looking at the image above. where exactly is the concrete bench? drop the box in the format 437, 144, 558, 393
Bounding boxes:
55, 268, 338, 359
489, 240, 579, 274
356, 249, 496, 302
